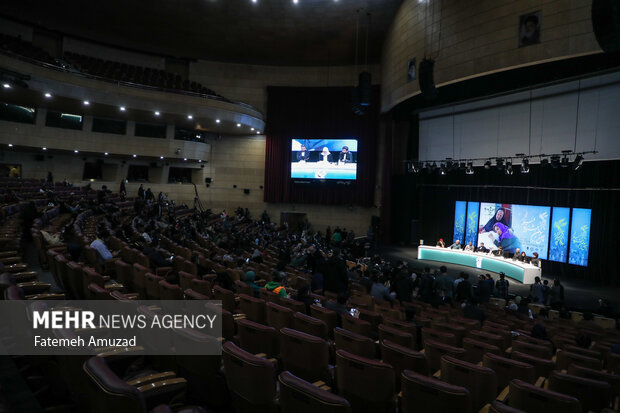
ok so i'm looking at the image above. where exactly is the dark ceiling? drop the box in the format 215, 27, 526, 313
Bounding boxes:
1, 0, 403, 66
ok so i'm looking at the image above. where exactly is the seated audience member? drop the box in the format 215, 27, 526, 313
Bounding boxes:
463, 298, 486, 323
531, 323, 551, 344
449, 239, 462, 250
325, 291, 349, 316
214, 271, 235, 292
491, 246, 503, 256
165, 270, 180, 285
516, 296, 533, 319
512, 248, 521, 260
475, 242, 489, 253
90, 230, 117, 265
265, 272, 287, 297
495, 272, 509, 299
436, 238, 446, 248
463, 241, 474, 252
295, 285, 314, 312
370, 274, 394, 302
575, 333, 592, 349
242, 270, 260, 294
529, 276, 544, 303
530, 252, 540, 267
143, 240, 171, 270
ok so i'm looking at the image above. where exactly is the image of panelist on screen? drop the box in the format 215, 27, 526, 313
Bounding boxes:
297, 145, 310, 162
290, 138, 358, 180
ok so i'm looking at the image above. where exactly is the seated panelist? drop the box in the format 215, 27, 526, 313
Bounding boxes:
476, 242, 489, 253
339, 146, 353, 164
297, 145, 310, 162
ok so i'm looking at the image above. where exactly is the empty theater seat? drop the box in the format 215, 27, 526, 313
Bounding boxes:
507, 379, 581, 413
236, 318, 279, 358
278, 371, 351, 413
400, 369, 470, 413
335, 350, 395, 413
548, 370, 612, 413
483, 352, 536, 391
440, 355, 497, 413
279, 327, 331, 384
334, 327, 376, 359
221, 341, 277, 413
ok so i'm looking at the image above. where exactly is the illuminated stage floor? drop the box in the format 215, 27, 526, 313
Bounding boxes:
378, 245, 620, 313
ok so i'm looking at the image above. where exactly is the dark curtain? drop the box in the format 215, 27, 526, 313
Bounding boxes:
391, 160, 620, 285
264, 86, 380, 206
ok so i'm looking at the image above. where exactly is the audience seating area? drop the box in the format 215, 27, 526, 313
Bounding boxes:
0, 179, 619, 413
0, 32, 224, 100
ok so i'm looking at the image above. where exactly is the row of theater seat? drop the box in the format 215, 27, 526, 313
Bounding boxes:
2, 183, 620, 412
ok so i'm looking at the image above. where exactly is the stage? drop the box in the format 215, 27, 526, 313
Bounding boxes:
378, 245, 620, 313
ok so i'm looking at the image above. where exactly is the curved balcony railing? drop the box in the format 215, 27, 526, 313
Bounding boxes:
0, 49, 263, 116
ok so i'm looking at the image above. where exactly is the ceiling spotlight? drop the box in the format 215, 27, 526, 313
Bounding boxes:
132, 154, 137, 158
466, 162, 474, 175
160, 156, 164, 159
74, 150, 79, 153
42, 147, 47, 151
572, 154, 584, 171
2, 83, 10, 89
104, 152, 109, 156
120, 106, 126, 111
237, 123, 241, 127
250, 127, 254, 131
252, 0, 257, 2
293, 0, 298, 3
8, 143, 13, 147
44, 92, 52, 98
198, 160, 202, 163
561, 155, 570, 168
411, 162, 420, 173
83, 100, 90, 105
215, 119, 220, 123
256, 131, 260, 134
521, 158, 530, 173
187, 115, 193, 120
154, 111, 160, 116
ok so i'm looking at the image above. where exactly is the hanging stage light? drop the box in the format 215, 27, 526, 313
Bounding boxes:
465, 162, 474, 175
496, 158, 505, 171
484, 160, 492, 170
573, 155, 584, 171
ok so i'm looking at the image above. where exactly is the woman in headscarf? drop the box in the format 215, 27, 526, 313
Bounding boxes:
481, 207, 510, 233
320, 147, 333, 163
492, 222, 521, 253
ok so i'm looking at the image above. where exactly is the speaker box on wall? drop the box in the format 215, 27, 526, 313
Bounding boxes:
419, 58, 438, 99
243, 189, 250, 195
592, 0, 620, 52
358, 71, 372, 106
205, 177, 212, 184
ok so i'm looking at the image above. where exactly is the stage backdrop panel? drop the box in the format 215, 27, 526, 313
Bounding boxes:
465, 201, 479, 247
569, 208, 592, 267
452, 201, 466, 244
549, 207, 570, 263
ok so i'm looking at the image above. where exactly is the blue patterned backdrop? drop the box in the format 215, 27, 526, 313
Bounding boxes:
453, 201, 466, 245
549, 207, 570, 263
465, 202, 480, 247
569, 208, 591, 266
511, 204, 551, 259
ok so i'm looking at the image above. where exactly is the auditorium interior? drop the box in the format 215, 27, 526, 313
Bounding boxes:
1, 0, 620, 412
